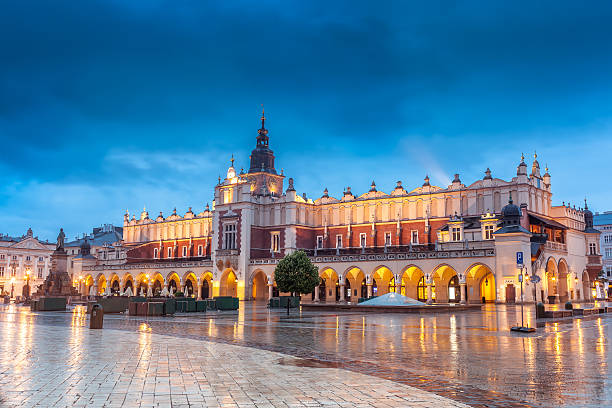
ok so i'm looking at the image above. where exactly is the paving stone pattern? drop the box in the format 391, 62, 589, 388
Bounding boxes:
0, 307, 468, 408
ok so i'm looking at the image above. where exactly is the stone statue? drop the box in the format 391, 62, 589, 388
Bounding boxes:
56, 228, 65, 251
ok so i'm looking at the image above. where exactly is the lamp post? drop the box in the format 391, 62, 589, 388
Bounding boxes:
10, 277, 15, 299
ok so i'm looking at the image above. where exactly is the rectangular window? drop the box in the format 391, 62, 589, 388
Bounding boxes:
336, 235, 343, 248
411, 230, 419, 244
168, 247, 173, 258
605, 235, 612, 244
360, 233, 367, 248
11, 268, 16, 277
182, 246, 187, 257
0, 254, 4, 260
484, 225, 494, 240
116, 252, 120, 259
223, 223, 237, 250
37, 267, 43, 278
271, 232, 280, 253
452, 227, 462, 242
605, 248, 612, 258
12, 255, 17, 261
153, 248, 159, 258
198, 245, 203, 256
316, 236, 323, 249
38, 256, 43, 262
589, 243, 597, 255
0, 267, 4, 277
385, 232, 392, 246
26, 256, 31, 261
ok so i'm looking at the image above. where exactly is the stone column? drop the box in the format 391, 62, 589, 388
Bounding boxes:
395, 275, 402, 294
268, 284, 273, 301
426, 284, 433, 305
314, 285, 320, 302
339, 284, 345, 302
460, 283, 467, 304
367, 284, 372, 298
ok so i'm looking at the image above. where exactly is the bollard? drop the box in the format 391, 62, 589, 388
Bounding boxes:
536, 302, 545, 319
90, 304, 104, 329
565, 301, 573, 310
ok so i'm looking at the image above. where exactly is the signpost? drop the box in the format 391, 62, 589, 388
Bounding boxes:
511, 251, 535, 333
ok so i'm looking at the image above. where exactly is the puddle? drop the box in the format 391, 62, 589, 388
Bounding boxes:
277, 357, 342, 369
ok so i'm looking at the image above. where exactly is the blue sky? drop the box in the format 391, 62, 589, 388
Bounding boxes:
1, 1, 611, 241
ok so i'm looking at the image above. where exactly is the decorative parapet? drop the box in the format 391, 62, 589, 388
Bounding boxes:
84, 260, 213, 271
250, 248, 495, 265
544, 241, 567, 253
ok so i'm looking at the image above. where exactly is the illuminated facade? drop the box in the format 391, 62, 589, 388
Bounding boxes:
0, 228, 55, 299
83, 113, 602, 304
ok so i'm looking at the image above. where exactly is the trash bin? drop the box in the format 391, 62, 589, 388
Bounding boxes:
90, 304, 104, 329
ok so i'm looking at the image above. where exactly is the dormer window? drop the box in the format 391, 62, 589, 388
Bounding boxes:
451, 227, 462, 242
316, 236, 323, 249
336, 235, 343, 248
153, 248, 158, 259
360, 233, 367, 248
484, 225, 494, 240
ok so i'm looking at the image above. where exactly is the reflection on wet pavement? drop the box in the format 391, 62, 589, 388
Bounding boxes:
1, 302, 610, 408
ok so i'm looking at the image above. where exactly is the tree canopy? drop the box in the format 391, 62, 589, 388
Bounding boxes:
274, 250, 319, 295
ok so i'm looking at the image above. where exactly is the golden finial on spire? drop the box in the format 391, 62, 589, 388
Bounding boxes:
534, 151, 537, 159
230, 154, 235, 167
521, 152, 525, 161
260, 104, 266, 128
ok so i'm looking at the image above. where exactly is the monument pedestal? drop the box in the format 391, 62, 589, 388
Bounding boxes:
34, 249, 79, 309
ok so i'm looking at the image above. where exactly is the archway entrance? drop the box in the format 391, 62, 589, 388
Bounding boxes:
360, 278, 367, 298
319, 279, 326, 302
479, 273, 495, 303
402, 266, 424, 299
319, 268, 338, 303
220, 269, 237, 297
466, 264, 496, 303
433, 265, 457, 303
546, 258, 558, 303
251, 271, 268, 301
167, 273, 180, 295
372, 266, 393, 296
111, 279, 120, 294
200, 272, 213, 299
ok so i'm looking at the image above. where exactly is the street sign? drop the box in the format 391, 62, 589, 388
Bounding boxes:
516, 251, 524, 268
530, 275, 541, 284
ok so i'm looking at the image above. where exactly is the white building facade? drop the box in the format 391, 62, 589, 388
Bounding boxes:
0, 229, 55, 299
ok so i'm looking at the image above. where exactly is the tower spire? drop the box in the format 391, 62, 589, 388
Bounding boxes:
261, 104, 265, 129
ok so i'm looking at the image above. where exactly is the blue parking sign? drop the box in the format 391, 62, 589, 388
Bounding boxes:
516, 251, 524, 267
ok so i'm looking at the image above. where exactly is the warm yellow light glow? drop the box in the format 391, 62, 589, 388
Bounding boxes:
212, 280, 220, 297
237, 280, 245, 300
10, 277, 15, 284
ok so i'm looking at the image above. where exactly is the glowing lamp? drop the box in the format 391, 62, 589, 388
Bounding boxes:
485, 278, 488, 286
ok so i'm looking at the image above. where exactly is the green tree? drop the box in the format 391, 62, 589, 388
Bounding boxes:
274, 250, 319, 313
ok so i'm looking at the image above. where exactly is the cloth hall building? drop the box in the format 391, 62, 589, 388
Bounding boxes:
81, 113, 603, 304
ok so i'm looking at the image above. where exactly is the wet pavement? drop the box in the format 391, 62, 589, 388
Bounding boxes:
1, 302, 610, 407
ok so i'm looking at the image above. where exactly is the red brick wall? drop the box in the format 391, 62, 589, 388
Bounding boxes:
250, 226, 286, 258
126, 237, 210, 262
306, 219, 449, 248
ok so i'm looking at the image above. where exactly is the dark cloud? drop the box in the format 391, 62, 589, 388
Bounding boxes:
1, 0, 611, 239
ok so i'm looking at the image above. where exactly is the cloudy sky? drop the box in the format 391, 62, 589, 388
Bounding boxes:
1, 1, 611, 241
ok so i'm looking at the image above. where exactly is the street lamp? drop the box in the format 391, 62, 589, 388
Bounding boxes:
10, 277, 15, 298
23, 269, 31, 298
